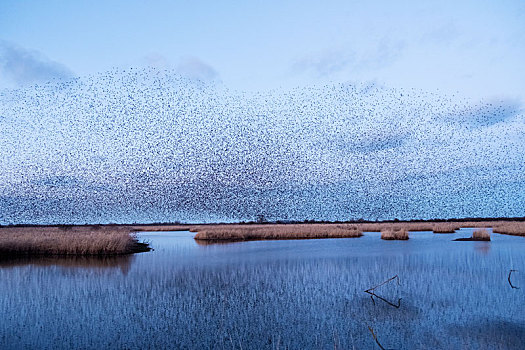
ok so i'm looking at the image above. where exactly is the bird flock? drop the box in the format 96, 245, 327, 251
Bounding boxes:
0, 67, 524, 224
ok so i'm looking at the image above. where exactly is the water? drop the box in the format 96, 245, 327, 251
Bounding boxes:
1, 229, 524, 349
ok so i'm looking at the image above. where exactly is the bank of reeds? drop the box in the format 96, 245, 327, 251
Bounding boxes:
131, 225, 191, 232
0, 226, 150, 256
492, 222, 525, 236
380, 228, 409, 240
432, 223, 459, 234
193, 224, 363, 241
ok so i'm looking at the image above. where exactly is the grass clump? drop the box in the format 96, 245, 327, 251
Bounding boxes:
0, 226, 150, 257
432, 223, 459, 234
472, 228, 491, 241
381, 228, 409, 240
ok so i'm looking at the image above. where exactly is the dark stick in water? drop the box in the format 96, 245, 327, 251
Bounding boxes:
364, 275, 402, 308
508, 269, 519, 289
367, 325, 387, 350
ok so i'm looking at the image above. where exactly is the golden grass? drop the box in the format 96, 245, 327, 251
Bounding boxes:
0, 226, 149, 256
190, 220, 525, 241
432, 223, 459, 234
472, 228, 491, 241
193, 224, 363, 241
131, 225, 191, 232
492, 222, 525, 236
380, 228, 409, 240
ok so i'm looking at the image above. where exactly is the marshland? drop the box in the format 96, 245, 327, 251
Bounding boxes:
0, 225, 150, 257
1, 220, 525, 349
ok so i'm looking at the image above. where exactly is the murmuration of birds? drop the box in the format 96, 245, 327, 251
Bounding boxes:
0, 67, 524, 224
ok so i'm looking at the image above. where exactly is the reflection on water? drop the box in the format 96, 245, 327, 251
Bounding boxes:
0, 255, 134, 273
1, 229, 524, 349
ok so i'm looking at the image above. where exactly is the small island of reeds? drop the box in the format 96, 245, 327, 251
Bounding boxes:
453, 228, 491, 241
192, 224, 363, 242
0, 225, 150, 257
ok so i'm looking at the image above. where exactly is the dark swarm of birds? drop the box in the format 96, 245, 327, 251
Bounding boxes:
0, 67, 524, 224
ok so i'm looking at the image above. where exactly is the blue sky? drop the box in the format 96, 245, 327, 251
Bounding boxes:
1, 1, 525, 224
1, 0, 525, 97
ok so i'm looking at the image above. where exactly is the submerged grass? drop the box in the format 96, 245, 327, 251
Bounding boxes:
193, 224, 363, 241
0, 226, 150, 256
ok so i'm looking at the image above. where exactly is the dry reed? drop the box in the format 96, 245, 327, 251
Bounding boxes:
492, 222, 525, 236
193, 224, 363, 241
380, 228, 409, 240
472, 228, 491, 241
432, 223, 459, 234
131, 225, 191, 232
0, 226, 150, 256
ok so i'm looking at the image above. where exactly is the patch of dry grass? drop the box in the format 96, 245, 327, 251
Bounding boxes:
432, 223, 459, 234
492, 222, 525, 236
191, 220, 525, 241
131, 225, 191, 232
0, 226, 149, 256
380, 228, 409, 240
472, 228, 491, 241
193, 224, 363, 241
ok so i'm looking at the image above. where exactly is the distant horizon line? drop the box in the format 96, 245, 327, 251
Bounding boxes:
4, 216, 525, 228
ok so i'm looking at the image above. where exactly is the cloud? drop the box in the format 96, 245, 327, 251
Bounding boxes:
142, 53, 171, 70
292, 39, 405, 79
176, 56, 219, 82
292, 50, 355, 77
0, 41, 74, 88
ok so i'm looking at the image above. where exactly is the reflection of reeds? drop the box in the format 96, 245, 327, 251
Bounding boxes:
380, 228, 409, 240
0, 255, 134, 273
472, 228, 491, 241
0, 226, 150, 256
193, 224, 363, 241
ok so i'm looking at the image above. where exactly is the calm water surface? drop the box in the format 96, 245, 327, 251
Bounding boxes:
1, 229, 525, 349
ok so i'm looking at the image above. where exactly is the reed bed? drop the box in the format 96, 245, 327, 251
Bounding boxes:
472, 228, 491, 241
0, 226, 150, 256
432, 223, 459, 234
492, 222, 525, 236
193, 224, 363, 241
131, 225, 191, 232
191, 220, 525, 241
380, 228, 409, 240
360, 222, 433, 232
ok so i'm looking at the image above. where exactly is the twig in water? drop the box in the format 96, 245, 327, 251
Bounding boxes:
508, 269, 519, 289
367, 325, 386, 350
364, 275, 402, 308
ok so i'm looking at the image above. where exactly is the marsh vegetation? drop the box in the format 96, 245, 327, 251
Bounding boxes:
0, 226, 150, 256
190, 220, 525, 242
192, 223, 363, 241
380, 228, 409, 240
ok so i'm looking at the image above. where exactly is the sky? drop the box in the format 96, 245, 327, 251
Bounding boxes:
1, 0, 525, 97
1, 1, 524, 224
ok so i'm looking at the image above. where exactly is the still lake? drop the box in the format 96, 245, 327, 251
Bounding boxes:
1, 229, 524, 349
